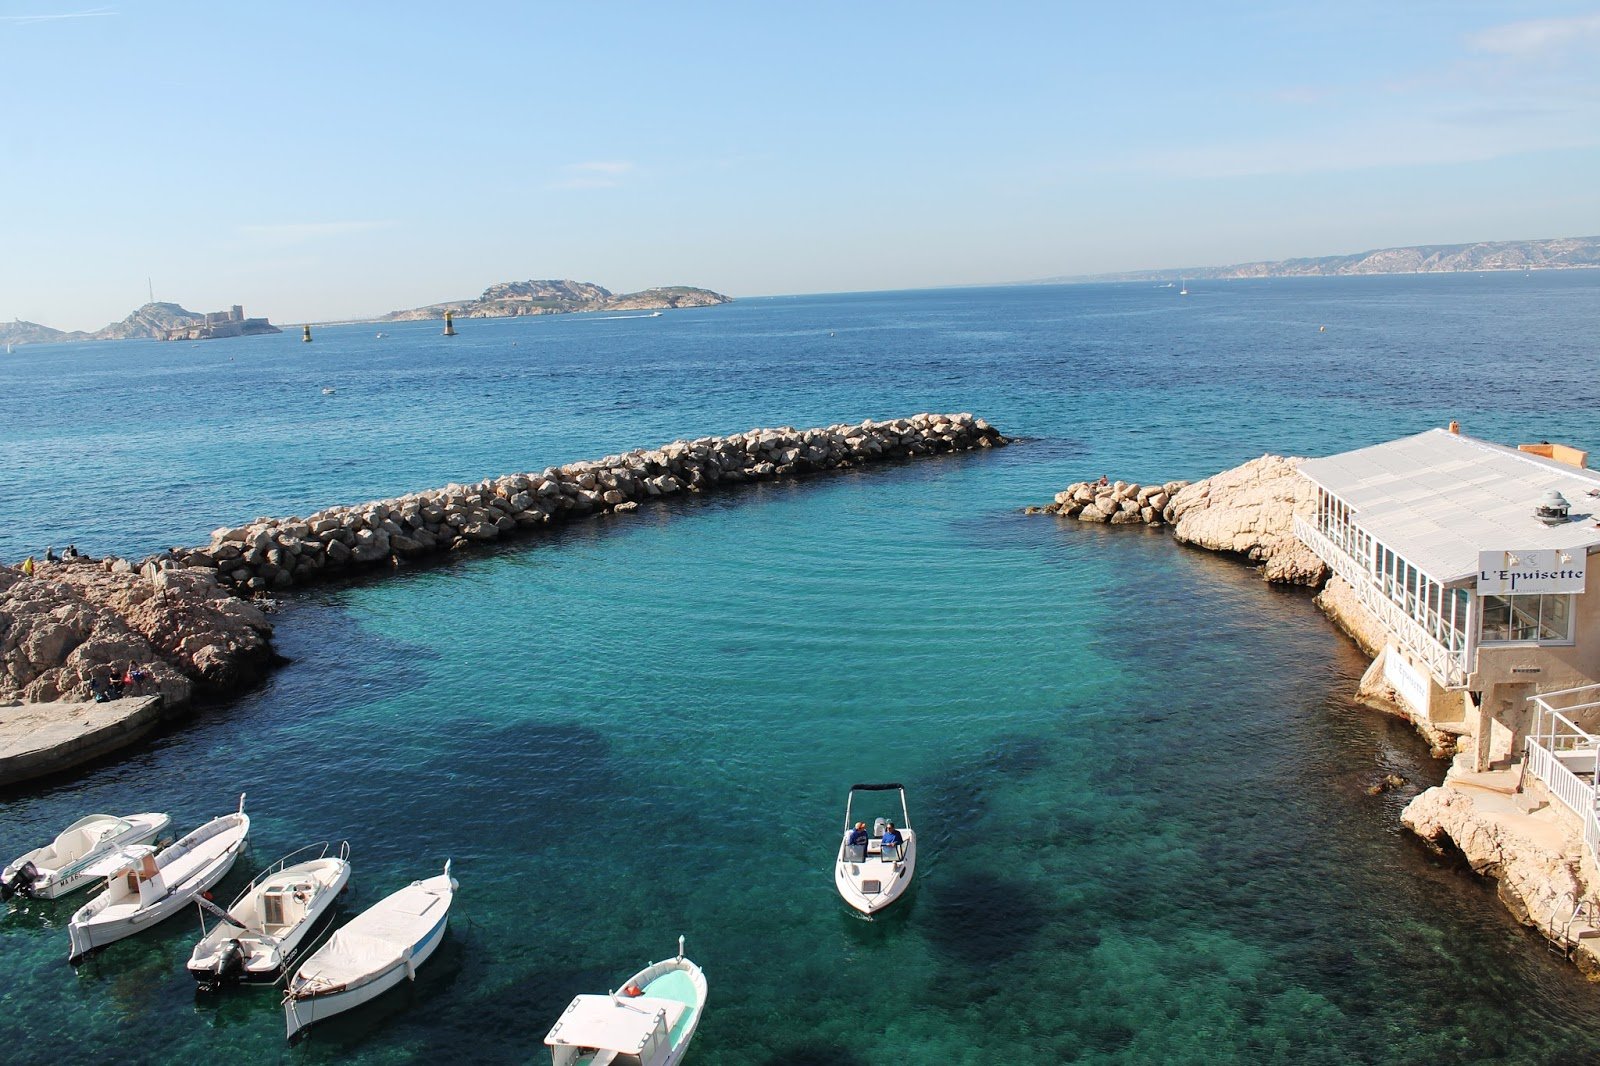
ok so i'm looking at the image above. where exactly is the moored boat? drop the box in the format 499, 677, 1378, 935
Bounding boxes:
66, 794, 250, 963
283, 859, 457, 1041
834, 782, 917, 917
3, 811, 170, 901
188, 841, 351, 991
544, 936, 707, 1066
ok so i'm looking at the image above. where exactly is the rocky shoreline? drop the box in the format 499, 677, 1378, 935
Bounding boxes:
0, 413, 1004, 784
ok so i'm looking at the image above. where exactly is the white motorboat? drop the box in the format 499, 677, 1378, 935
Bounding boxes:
188, 841, 351, 991
544, 936, 707, 1066
3, 811, 170, 900
283, 859, 457, 1041
834, 782, 917, 917
66, 795, 249, 963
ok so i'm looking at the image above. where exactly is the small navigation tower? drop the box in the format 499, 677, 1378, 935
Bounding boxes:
443, 311, 457, 336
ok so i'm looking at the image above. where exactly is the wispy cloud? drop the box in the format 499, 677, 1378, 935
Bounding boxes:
0, 6, 114, 24
1466, 12, 1600, 58
236, 220, 399, 245
549, 160, 635, 190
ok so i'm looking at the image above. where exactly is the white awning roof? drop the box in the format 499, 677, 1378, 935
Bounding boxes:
544, 994, 678, 1052
1298, 429, 1600, 584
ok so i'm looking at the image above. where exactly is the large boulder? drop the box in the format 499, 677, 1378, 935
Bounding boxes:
1166, 455, 1328, 586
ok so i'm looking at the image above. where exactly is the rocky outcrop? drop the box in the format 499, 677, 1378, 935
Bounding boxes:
1402, 782, 1600, 974
1165, 455, 1328, 586
384, 279, 730, 321
1029, 454, 1327, 586
1026, 479, 1189, 526
169, 413, 1006, 593
0, 557, 274, 707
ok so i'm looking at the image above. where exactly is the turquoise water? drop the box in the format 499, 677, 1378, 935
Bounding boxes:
3, 275, 1600, 1063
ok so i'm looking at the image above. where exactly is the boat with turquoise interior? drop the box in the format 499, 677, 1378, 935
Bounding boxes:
543, 936, 706, 1066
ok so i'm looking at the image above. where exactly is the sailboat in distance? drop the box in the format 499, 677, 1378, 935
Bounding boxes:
1179, 279, 1189, 296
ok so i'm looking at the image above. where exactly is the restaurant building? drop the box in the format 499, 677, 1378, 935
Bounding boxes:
1293, 427, 1600, 773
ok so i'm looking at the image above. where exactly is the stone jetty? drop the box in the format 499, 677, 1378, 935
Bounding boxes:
167, 413, 1006, 592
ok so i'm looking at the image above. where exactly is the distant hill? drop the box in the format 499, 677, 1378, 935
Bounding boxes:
1, 302, 280, 348
383, 279, 731, 321
1037, 236, 1600, 284
0, 320, 85, 346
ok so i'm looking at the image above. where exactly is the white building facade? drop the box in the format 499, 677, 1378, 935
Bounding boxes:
1293, 428, 1600, 772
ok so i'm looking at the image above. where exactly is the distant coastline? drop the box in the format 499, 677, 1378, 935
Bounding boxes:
2, 280, 730, 348
1, 302, 279, 349
380, 279, 730, 323
1033, 235, 1600, 285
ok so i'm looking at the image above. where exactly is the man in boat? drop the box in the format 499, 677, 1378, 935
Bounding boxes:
882, 822, 903, 850
847, 822, 868, 847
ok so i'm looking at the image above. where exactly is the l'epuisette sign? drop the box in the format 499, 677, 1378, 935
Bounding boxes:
1476, 549, 1587, 595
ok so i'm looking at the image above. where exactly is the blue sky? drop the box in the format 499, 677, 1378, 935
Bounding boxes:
3, 1, 1598, 329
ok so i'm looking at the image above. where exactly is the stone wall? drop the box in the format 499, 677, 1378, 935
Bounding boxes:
164, 413, 1006, 593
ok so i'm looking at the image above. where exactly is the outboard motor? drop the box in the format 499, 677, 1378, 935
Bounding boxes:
1, 861, 40, 901
202, 939, 247, 991
872, 817, 887, 837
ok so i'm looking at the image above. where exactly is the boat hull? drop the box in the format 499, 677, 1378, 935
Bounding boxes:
188, 857, 351, 989
284, 901, 450, 1040
67, 814, 248, 963
835, 833, 916, 916
5, 813, 169, 900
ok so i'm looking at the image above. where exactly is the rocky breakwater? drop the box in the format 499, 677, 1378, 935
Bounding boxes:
176, 413, 1008, 592
1027, 478, 1189, 526
1029, 456, 1329, 586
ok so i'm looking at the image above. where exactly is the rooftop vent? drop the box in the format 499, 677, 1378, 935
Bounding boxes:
1535, 490, 1571, 526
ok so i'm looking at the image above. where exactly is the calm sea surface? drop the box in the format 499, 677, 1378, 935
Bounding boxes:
2, 274, 1600, 1063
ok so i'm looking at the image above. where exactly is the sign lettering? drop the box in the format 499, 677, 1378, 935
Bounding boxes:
1476, 549, 1587, 596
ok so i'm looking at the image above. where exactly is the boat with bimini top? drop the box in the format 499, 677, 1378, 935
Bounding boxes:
834, 782, 917, 917
544, 935, 707, 1066
3, 811, 170, 901
282, 859, 456, 1041
66, 795, 249, 963
188, 841, 351, 991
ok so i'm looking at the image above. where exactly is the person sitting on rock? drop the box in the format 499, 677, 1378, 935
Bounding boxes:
106, 671, 124, 699
1097, 475, 1109, 487
20, 556, 34, 576
45, 546, 57, 562
90, 679, 109, 703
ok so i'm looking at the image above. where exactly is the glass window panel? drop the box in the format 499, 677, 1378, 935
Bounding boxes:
1510, 595, 1541, 642
1481, 595, 1512, 643
1540, 595, 1573, 642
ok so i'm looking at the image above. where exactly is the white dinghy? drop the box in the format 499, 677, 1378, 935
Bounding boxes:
544, 936, 707, 1066
67, 794, 250, 963
3, 811, 170, 901
834, 782, 917, 917
283, 859, 457, 1041
188, 841, 352, 991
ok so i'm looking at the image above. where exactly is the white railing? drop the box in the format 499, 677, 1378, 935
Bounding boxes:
1526, 688, 1600, 873
1294, 516, 1469, 688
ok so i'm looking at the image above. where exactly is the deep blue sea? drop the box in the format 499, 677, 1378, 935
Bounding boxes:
3, 273, 1600, 1064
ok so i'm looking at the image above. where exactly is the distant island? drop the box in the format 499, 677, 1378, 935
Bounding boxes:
1, 302, 280, 348
1038, 235, 1600, 284
382, 279, 730, 322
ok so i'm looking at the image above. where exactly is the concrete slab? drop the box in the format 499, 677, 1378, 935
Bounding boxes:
0, 697, 165, 788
